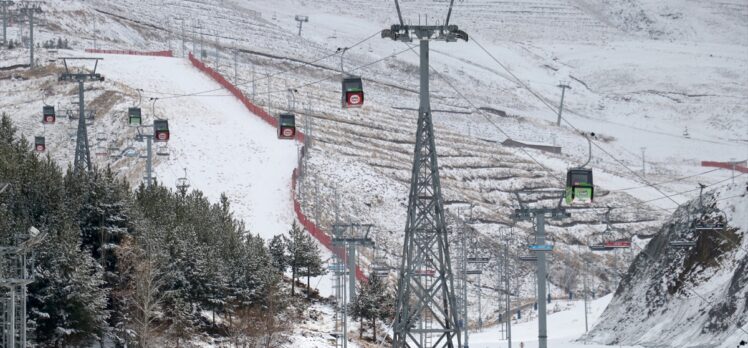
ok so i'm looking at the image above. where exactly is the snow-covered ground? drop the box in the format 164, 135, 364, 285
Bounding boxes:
469, 294, 645, 348
88, 53, 299, 239
2, 0, 747, 345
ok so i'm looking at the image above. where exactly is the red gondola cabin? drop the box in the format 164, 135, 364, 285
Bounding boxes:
278, 114, 296, 139
42, 106, 56, 124
341, 77, 364, 108
34, 136, 45, 152
153, 120, 170, 142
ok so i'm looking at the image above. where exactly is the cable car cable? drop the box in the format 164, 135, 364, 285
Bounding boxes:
140, 30, 382, 100
424, 40, 744, 219
471, 36, 731, 211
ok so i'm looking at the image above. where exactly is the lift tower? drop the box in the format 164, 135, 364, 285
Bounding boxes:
59, 57, 104, 174
382, 1, 467, 347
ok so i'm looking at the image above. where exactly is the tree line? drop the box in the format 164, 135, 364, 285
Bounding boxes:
0, 114, 327, 347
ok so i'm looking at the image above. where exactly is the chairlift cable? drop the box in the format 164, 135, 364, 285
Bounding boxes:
141, 30, 382, 100
471, 36, 729, 211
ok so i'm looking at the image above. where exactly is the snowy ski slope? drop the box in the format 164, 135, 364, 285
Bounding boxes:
91, 53, 299, 239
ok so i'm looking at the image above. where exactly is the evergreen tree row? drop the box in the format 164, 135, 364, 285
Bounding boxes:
0, 114, 313, 346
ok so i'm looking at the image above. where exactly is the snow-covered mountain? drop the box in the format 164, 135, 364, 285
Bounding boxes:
1, 0, 747, 345
585, 183, 748, 347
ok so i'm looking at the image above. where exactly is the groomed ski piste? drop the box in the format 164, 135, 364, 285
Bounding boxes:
81, 52, 338, 297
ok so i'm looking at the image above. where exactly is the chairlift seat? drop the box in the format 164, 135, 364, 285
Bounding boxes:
669, 240, 696, 248
519, 255, 538, 262
414, 269, 435, 277
694, 223, 725, 232
156, 144, 170, 157
94, 145, 108, 157
589, 244, 613, 251
153, 119, 170, 142
341, 77, 364, 108
278, 113, 296, 139
42, 105, 56, 124
604, 240, 632, 249
34, 136, 45, 152
128, 107, 142, 126
565, 168, 594, 204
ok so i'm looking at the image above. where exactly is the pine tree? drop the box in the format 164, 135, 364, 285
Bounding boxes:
269, 234, 289, 272
299, 232, 325, 296
350, 274, 394, 341
287, 222, 305, 296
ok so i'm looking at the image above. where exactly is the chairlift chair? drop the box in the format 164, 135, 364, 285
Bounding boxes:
156, 143, 170, 157
414, 269, 435, 277
565, 168, 594, 204
278, 113, 296, 139
693, 213, 727, 232
153, 119, 170, 142
669, 240, 697, 249
518, 255, 538, 262
42, 105, 55, 124
128, 107, 142, 126
34, 136, 45, 152
371, 264, 390, 277
95, 131, 106, 142
94, 144, 108, 157
341, 77, 364, 108
603, 240, 632, 249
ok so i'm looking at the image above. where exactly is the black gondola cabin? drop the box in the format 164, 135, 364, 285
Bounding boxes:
34, 136, 45, 152
129, 107, 142, 126
42, 106, 56, 124
341, 77, 364, 108
278, 114, 296, 139
153, 120, 170, 142
565, 168, 594, 204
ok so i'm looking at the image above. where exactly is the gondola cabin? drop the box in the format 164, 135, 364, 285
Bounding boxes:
34, 136, 45, 152
604, 240, 632, 249
128, 107, 142, 126
278, 113, 296, 139
341, 77, 364, 108
565, 168, 594, 204
42, 106, 56, 124
153, 120, 170, 142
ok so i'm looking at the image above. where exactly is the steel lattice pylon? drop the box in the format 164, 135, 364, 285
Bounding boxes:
389, 33, 463, 348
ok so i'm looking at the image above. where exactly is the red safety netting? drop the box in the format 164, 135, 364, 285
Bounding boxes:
84, 49, 173, 57
702, 161, 748, 174
187, 53, 365, 283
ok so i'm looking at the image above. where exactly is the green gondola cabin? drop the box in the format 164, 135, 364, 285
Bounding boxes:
153, 120, 170, 142
341, 77, 364, 108
565, 168, 594, 204
278, 114, 296, 139
42, 106, 56, 124
128, 107, 142, 126
34, 136, 45, 152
